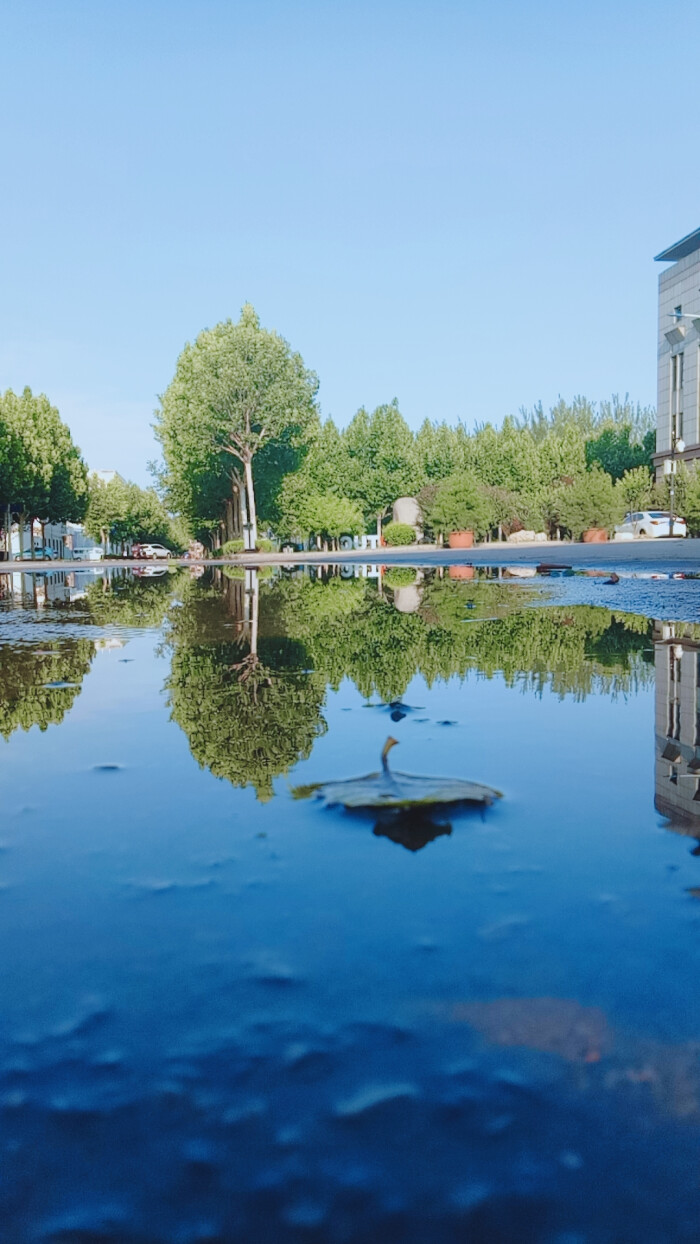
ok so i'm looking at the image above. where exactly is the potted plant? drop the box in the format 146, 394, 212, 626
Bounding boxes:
556, 466, 623, 542
428, 473, 491, 548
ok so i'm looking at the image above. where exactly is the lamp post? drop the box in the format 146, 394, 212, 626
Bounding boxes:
669, 433, 685, 537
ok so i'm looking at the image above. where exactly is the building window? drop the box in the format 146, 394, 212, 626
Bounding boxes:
671, 351, 684, 440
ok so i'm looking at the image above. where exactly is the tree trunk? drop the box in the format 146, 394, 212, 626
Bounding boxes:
18, 513, 25, 558
231, 473, 243, 538
243, 458, 258, 550
239, 476, 251, 550
376, 512, 382, 541
224, 498, 234, 543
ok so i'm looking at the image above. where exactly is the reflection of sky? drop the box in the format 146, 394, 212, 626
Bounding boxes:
505, 570, 700, 624
2, 581, 700, 1238
1, 629, 697, 1049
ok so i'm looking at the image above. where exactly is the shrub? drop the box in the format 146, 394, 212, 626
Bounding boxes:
682, 466, 700, 536
383, 522, 416, 546
429, 473, 491, 537
556, 465, 624, 539
220, 537, 273, 555
616, 466, 654, 512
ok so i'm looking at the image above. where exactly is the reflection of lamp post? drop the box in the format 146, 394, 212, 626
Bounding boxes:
669, 433, 685, 537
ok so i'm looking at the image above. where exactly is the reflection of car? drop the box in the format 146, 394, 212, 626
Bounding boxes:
18, 546, 56, 560
615, 511, 687, 539
73, 547, 103, 561
133, 543, 173, 559
133, 565, 168, 577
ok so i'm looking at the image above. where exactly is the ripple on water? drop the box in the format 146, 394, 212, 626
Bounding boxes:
335, 1082, 418, 1119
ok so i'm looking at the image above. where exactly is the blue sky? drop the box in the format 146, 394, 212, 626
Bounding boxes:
1, 0, 697, 484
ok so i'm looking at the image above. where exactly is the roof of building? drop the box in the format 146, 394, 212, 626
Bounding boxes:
655, 227, 700, 263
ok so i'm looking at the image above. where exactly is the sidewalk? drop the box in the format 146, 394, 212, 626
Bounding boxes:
2, 538, 700, 573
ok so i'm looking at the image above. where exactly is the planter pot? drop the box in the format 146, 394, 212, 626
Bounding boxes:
449, 564, 475, 580
448, 530, 474, 549
581, 528, 608, 543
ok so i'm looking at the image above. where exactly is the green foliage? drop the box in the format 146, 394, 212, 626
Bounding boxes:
0, 387, 88, 524
482, 485, 544, 535
681, 466, 700, 535
84, 474, 172, 548
383, 567, 417, 588
383, 521, 416, 546
585, 425, 655, 480
428, 473, 491, 536
416, 419, 470, 479
0, 640, 94, 740
343, 400, 421, 524
82, 573, 175, 628
221, 539, 244, 555
155, 304, 319, 543
278, 479, 363, 544
556, 465, 624, 539
616, 465, 654, 511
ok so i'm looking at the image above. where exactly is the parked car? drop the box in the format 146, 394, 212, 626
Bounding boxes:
73, 546, 103, 561
18, 546, 56, 560
134, 543, 173, 560
615, 511, 687, 539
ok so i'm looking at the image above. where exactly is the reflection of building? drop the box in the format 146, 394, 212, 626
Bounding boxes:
654, 623, 700, 834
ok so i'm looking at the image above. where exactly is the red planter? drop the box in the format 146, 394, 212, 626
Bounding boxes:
448, 530, 474, 549
582, 528, 608, 543
449, 564, 475, 580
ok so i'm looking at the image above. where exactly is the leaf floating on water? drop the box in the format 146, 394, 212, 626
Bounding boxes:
293, 738, 502, 811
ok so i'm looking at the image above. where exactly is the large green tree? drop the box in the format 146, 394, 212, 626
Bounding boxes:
344, 400, 422, 536
0, 388, 88, 556
155, 305, 319, 548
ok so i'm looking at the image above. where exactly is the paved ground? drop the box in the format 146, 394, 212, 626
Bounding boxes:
2, 538, 700, 574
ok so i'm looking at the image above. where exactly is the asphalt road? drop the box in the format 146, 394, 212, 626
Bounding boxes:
2, 538, 700, 574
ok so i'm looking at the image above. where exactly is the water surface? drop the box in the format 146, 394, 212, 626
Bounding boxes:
1, 564, 699, 1242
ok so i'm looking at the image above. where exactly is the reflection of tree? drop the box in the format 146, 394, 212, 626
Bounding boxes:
0, 640, 94, 740
165, 572, 327, 800
267, 574, 653, 702
81, 573, 175, 628
161, 569, 654, 799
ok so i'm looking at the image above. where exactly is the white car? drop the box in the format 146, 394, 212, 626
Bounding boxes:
73, 547, 103, 561
616, 510, 687, 539
135, 543, 173, 559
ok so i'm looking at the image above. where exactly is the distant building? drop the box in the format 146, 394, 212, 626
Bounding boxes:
654, 227, 700, 478
10, 519, 70, 559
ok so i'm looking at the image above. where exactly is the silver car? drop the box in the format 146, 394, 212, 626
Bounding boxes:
616, 510, 687, 539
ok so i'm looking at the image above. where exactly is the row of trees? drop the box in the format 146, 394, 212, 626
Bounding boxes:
83, 473, 175, 552
154, 306, 662, 548
0, 387, 89, 555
